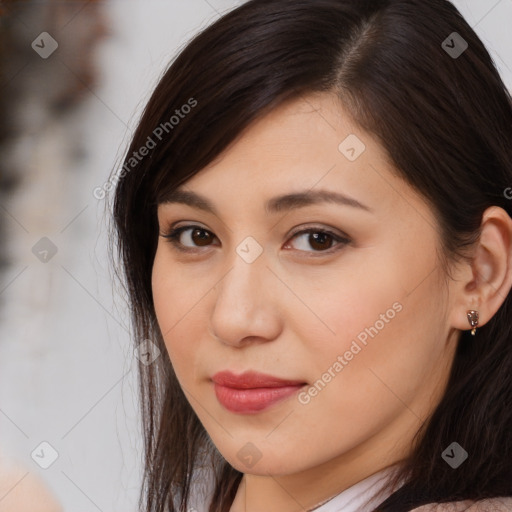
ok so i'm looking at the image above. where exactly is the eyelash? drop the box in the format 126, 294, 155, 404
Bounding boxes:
160, 224, 351, 256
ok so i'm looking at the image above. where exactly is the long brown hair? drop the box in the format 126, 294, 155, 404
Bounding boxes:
109, 1, 512, 510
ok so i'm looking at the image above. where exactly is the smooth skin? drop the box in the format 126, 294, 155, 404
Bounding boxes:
0, 458, 63, 512
151, 92, 512, 512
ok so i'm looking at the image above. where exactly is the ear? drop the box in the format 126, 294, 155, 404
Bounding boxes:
449, 206, 512, 333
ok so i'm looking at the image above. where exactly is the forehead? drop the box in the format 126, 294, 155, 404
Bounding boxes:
157, 92, 432, 227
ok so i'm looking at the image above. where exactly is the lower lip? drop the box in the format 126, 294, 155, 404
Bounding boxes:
213, 383, 305, 414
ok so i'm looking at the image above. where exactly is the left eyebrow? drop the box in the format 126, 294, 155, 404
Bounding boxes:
159, 188, 373, 215
265, 189, 373, 214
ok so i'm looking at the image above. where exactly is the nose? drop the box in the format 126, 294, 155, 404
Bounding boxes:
209, 250, 282, 348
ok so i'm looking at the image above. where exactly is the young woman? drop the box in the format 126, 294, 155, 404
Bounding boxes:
109, 1, 512, 511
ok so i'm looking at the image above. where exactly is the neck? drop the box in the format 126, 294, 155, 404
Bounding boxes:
230, 463, 401, 512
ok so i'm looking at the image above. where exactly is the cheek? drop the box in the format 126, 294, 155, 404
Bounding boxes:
291, 239, 444, 395
151, 251, 203, 374
283, 255, 405, 360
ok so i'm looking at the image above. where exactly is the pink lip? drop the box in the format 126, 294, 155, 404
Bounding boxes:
211, 370, 306, 414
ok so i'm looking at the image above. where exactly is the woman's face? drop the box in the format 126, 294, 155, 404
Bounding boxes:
152, 92, 460, 481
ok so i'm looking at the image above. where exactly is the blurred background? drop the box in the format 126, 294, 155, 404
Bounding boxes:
0, 1, 510, 510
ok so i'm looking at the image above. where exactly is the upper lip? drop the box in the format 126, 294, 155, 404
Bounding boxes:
212, 370, 306, 389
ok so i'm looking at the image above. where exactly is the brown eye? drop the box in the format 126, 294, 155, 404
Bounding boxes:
286, 228, 350, 253
308, 232, 334, 251
190, 228, 214, 246
161, 225, 218, 251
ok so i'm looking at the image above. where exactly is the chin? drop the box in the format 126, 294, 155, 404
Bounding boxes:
222, 450, 304, 476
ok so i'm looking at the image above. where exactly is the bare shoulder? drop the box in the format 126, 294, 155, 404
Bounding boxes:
410, 497, 512, 512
